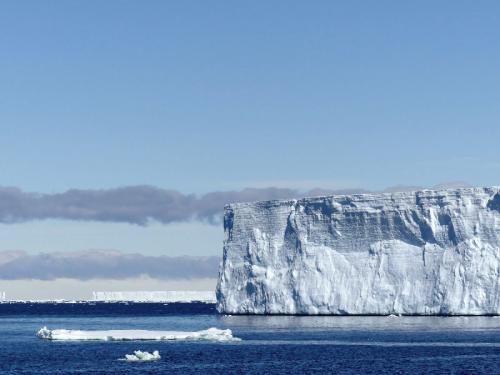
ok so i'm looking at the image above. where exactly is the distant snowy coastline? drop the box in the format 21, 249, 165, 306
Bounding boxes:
92, 291, 215, 303
0, 291, 215, 304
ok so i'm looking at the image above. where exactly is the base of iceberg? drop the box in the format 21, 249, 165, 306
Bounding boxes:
36, 326, 239, 341
122, 350, 161, 362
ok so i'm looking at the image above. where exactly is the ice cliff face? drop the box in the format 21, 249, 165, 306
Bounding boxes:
216, 187, 500, 315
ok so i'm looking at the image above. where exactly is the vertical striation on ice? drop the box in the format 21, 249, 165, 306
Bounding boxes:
216, 187, 500, 315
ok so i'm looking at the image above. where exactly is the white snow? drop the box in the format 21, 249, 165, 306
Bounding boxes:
217, 187, 500, 315
92, 291, 215, 303
36, 326, 239, 341
122, 350, 161, 362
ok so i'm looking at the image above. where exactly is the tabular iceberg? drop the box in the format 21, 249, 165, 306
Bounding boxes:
216, 187, 500, 315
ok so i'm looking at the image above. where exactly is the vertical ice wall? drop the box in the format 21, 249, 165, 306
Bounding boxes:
217, 187, 500, 315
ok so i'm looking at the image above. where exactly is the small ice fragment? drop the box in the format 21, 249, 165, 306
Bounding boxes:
36, 326, 52, 339
123, 350, 161, 362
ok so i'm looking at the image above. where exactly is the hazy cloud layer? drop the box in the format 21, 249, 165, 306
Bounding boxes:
0, 250, 219, 280
0, 182, 471, 225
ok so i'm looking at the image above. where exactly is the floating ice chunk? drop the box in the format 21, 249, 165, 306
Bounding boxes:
123, 350, 161, 362
36, 326, 240, 341
37, 326, 52, 339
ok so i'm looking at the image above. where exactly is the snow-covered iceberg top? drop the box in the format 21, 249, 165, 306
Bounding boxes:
122, 350, 161, 362
217, 187, 500, 315
37, 326, 239, 341
92, 291, 215, 303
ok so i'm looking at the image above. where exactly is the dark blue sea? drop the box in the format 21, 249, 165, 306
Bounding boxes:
1, 302, 499, 374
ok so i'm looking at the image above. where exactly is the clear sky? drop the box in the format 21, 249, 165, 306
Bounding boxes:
2, 1, 499, 193
0, 1, 499, 297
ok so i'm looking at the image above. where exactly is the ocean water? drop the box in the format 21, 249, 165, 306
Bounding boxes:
0, 303, 499, 374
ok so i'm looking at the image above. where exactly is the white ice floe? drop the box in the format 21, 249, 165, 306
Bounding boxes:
37, 326, 239, 342
122, 350, 161, 362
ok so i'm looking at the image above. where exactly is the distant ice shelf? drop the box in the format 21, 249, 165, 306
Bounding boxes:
92, 291, 216, 303
217, 187, 500, 315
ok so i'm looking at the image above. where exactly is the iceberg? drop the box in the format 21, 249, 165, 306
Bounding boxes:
216, 187, 500, 315
122, 350, 161, 362
36, 326, 239, 341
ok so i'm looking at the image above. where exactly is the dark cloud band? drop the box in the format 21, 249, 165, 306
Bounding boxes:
0, 183, 470, 225
0, 185, 367, 225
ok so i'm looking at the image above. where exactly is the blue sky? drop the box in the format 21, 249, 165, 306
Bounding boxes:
0, 2, 499, 295
2, 1, 499, 193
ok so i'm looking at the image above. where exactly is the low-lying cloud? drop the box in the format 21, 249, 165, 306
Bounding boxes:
0, 182, 471, 226
0, 185, 364, 225
0, 250, 219, 280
